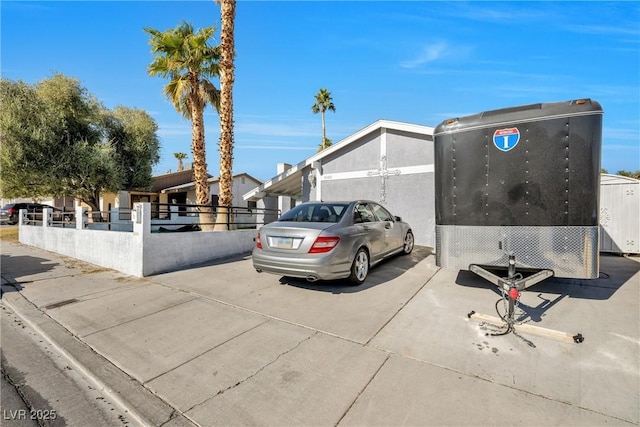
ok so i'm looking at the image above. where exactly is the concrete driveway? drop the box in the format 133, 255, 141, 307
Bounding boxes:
2, 242, 638, 426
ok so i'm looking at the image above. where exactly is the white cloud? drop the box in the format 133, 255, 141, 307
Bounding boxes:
565, 24, 640, 37
400, 42, 449, 69
604, 126, 640, 141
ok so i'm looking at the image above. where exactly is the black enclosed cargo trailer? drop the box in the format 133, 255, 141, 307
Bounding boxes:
434, 99, 603, 280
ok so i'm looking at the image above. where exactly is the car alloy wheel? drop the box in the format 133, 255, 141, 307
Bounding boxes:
403, 231, 414, 255
349, 248, 369, 285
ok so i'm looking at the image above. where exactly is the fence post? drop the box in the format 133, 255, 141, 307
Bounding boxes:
132, 202, 151, 236
19, 209, 27, 226
76, 206, 88, 230
42, 207, 52, 228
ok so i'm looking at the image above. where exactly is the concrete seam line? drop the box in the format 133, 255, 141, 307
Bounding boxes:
381, 349, 636, 425
335, 353, 391, 426
144, 319, 271, 385
364, 267, 443, 346
184, 331, 318, 413
3, 292, 156, 427
82, 295, 199, 338
149, 280, 368, 345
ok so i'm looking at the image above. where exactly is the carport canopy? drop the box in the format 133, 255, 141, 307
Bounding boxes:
243, 165, 304, 202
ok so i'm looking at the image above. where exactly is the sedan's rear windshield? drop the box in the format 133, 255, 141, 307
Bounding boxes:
279, 203, 348, 223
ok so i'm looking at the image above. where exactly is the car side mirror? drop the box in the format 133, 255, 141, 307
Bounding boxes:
394, 216, 402, 222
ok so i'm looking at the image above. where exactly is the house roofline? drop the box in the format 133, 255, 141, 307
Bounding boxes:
162, 172, 263, 193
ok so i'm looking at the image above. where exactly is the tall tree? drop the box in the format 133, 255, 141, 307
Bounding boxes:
0, 74, 160, 213
312, 88, 336, 151
104, 106, 161, 190
616, 170, 640, 179
174, 152, 188, 171
317, 137, 332, 153
214, 0, 237, 230
145, 22, 221, 230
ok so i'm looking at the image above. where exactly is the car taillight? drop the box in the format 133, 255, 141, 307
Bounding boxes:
256, 232, 262, 249
8, 208, 16, 214
308, 236, 340, 253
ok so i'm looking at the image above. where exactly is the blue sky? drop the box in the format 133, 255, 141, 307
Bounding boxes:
2, 1, 639, 182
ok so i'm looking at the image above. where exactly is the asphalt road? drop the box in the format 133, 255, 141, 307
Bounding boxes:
1, 370, 38, 427
0, 302, 137, 427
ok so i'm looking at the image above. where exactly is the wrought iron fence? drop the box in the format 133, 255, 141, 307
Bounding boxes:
147, 203, 280, 231
20, 204, 281, 232
22, 208, 76, 228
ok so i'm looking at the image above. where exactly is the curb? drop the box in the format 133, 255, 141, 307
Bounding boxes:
1, 281, 196, 427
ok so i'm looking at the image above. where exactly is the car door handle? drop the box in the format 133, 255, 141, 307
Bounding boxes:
384, 222, 392, 229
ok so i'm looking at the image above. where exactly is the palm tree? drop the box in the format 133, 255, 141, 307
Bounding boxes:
317, 137, 332, 152
311, 88, 336, 151
174, 152, 188, 171
145, 22, 220, 230
214, 0, 236, 230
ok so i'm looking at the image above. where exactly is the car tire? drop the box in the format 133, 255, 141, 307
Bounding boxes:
402, 230, 414, 255
349, 248, 369, 285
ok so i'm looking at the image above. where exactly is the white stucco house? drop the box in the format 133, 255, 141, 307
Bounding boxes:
160, 173, 273, 229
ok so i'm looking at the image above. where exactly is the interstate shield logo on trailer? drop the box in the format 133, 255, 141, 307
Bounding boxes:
493, 127, 520, 152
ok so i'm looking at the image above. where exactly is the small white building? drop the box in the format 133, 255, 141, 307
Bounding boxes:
600, 173, 640, 254
162, 173, 275, 229
162, 173, 263, 208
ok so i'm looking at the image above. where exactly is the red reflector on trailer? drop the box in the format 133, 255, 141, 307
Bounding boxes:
508, 287, 520, 300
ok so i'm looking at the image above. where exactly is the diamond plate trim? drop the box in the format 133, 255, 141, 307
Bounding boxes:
436, 225, 599, 279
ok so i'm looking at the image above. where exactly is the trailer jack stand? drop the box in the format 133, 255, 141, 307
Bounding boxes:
467, 256, 584, 344
470, 255, 554, 323
469, 255, 553, 336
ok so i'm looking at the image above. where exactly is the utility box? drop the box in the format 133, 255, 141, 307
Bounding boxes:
600, 174, 640, 254
434, 99, 603, 279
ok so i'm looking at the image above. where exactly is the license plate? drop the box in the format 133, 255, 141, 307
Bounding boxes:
270, 236, 293, 249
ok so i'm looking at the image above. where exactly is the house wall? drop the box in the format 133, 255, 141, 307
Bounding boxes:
302, 169, 313, 203
321, 132, 381, 174
314, 128, 435, 247
386, 129, 432, 168
116, 191, 129, 208
386, 129, 435, 247
255, 197, 280, 225
101, 192, 117, 212
182, 176, 261, 208
385, 173, 435, 248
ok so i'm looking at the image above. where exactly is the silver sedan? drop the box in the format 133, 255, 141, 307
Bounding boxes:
252, 200, 414, 284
